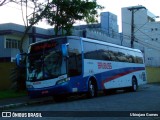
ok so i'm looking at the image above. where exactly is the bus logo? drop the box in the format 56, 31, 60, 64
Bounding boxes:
98, 62, 112, 69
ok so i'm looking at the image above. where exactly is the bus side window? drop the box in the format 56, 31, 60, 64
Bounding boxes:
68, 53, 82, 76
136, 52, 143, 64
127, 50, 136, 63
68, 39, 82, 77
108, 47, 119, 61
117, 49, 128, 62
96, 44, 110, 61
84, 42, 97, 60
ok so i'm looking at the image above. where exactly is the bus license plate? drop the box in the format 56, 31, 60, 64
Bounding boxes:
42, 90, 48, 94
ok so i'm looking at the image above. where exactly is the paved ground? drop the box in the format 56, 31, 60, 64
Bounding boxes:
0, 83, 151, 110
0, 96, 53, 110
0, 83, 160, 120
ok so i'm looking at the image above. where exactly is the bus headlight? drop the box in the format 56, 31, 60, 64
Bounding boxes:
26, 85, 34, 89
56, 78, 70, 85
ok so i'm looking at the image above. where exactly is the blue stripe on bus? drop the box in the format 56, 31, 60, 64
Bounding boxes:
27, 67, 145, 97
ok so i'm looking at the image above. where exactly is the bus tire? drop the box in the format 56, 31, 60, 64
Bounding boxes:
131, 77, 138, 92
87, 80, 97, 98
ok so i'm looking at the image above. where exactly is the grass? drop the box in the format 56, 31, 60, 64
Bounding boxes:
0, 90, 27, 100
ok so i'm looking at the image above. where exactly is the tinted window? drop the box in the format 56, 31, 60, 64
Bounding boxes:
96, 44, 110, 60
83, 41, 143, 64
135, 52, 143, 64
127, 50, 136, 63
68, 39, 82, 76
84, 42, 98, 60
117, 48, 129, 62
108, 47, 119, 61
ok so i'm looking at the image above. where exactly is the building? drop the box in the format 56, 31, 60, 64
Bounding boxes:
0, 12, 122, 63
100, 12, 119, 38
73, 12, 120, 39
0, 23, 54, 62
1, 8, 159, 67
122, 5, 160, 67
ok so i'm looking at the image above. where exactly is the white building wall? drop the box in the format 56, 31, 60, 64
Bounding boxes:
86, 28, 121, 45
122, 5, 160, 67
122, 6, 147, 44
72, 29, 121, 45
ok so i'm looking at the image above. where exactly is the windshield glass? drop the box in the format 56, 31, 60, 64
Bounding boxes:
26, 38, 67, 81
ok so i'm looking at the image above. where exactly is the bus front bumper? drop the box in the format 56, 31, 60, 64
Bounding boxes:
27, 83, 71, 98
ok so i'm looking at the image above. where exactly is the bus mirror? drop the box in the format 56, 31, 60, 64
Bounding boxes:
61, 44, 68, 57
16, 53, 26, 68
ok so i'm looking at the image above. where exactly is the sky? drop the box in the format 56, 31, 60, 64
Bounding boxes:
97, 0, 160, 31
0, 0, 160, 31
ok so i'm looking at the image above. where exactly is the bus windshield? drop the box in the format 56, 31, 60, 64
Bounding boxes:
26, 39, 67, 81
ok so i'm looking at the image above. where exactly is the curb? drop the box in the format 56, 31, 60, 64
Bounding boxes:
139, 85, 150, 90
0, 84, 155, 110
0, 97, 53, 110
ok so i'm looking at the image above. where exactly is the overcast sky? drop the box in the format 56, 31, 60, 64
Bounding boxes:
97, 0, 160, 31
0, 0, 160, 31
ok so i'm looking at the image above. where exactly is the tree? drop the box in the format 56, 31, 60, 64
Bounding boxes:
11, 0, 51, 91
19, 0, 50, 53
0, 0, 10, 6
12, 0, 103, 91
44, 0, 104, 36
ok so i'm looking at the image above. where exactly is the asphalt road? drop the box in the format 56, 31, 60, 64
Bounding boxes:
1, 84, 160, 120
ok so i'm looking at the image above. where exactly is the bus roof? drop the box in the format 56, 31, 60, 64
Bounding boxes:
29, 36, 68, 46
80, 37, 142, 53
29, 36, 142, 53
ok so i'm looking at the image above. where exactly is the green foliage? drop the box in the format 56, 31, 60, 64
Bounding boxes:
19, 0, 51, 53
14, 0, 103, 90
44, 0, 104, 36
0, 90, 26, 99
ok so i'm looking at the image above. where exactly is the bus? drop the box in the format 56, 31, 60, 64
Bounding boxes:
16, 36, 147, 100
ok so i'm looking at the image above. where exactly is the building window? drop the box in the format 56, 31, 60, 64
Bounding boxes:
6, 38, 20, 49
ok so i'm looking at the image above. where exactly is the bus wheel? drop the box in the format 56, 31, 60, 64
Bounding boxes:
131, 77, 138, 92
87, 80, 97, 98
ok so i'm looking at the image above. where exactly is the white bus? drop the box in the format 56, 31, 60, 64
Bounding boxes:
16, 36, 147, 100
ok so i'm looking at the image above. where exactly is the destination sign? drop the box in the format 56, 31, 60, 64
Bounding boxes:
32, 40, 57, 51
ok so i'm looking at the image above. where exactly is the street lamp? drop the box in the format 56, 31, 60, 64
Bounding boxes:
128, 6, 146, 11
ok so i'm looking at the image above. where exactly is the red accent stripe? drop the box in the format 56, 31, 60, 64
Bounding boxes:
102, 68, 144, 89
